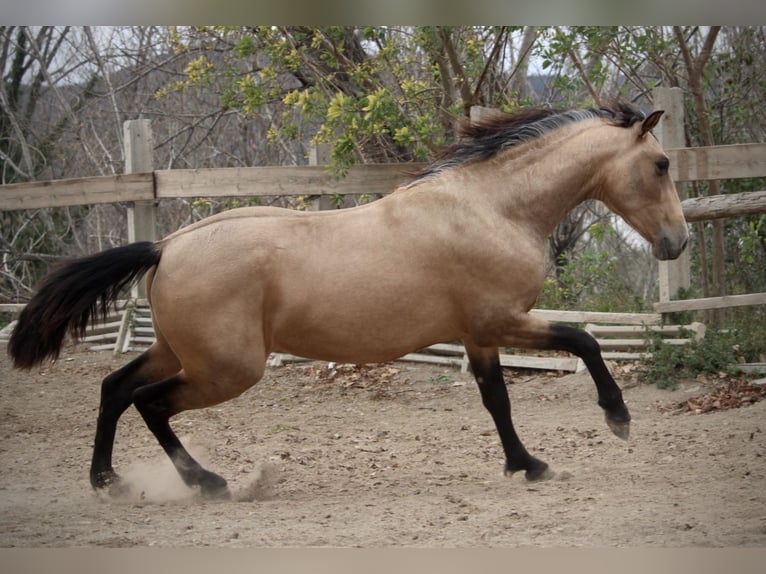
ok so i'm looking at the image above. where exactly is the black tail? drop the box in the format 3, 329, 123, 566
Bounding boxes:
8, 241, 161, 369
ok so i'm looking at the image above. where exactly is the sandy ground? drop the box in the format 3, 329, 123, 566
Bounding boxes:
1, 345, 765, 548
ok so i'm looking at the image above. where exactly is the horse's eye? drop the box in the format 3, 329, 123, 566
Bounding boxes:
655, 157, 669, 175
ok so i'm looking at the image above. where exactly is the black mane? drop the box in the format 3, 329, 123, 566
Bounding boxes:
406, 100, 646, 187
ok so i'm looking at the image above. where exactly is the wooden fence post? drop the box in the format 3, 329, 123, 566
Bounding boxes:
653, 87, 691, 303
124, 119, 156, 298
308, 143, 335, 211
470, 105, 503, 123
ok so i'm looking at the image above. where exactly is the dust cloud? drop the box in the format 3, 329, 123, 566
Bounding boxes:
95, 435, 280, 504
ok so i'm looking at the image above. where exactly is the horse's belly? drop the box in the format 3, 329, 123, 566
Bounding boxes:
269, 298, 461, 364
271, 336, 452, 364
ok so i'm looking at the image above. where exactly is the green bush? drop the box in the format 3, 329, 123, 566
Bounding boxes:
726, 306, 766, 364
538, 249, 646, 313
642, 328, 738, 390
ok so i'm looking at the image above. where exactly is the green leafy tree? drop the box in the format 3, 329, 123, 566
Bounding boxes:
159, 26, 545, 175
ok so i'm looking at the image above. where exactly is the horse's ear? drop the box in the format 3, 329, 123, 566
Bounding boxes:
640, 110, 664, 137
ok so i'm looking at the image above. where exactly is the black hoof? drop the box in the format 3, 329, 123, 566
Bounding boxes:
91, 469, 134, 498
505, 456, 555, 482
605, 415, 630, 440
199, 472, 231, 500
524, 457, 555, 481
90, 468, 120, 491
603, 404, 631, 440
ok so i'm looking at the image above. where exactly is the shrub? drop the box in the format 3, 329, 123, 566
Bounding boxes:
642, 328, 738, 390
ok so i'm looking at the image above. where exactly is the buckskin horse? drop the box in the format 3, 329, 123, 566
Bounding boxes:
8, 101, 689, 498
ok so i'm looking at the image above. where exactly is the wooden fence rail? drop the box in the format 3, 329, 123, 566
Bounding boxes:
0, 173, 153, 210
154, 164, 416, 199
680, 190, 766, 222
2, 143, 766, 213
654, 292, 766, 313
668, 143, 766, 182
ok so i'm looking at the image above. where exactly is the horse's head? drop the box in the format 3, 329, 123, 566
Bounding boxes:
598, 110, 689, 260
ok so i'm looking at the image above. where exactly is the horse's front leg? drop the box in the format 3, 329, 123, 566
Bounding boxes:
475, 313, 631, 440
545, 323, 630, 439
463, 341, 553, 481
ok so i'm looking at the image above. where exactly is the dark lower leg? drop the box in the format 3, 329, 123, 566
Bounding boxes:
91, 354, 153, 490
548, 324, 630, 438
467, 346, 551, 481
132, 377, 230, 498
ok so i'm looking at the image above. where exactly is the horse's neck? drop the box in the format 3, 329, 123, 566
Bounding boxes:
482, 126, 615, 238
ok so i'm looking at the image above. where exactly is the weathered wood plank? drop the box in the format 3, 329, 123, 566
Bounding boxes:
125, 120, 156, 300
82, 333, 118, 343
601, 351, 649, 360
738, 363, 766, 375
597, 338, 690, 349
667, 143, 766, 182
656, 87, 691, 304
90, 343, 121, 351
497, 353, 578, 372
530, 309, 662, 325
154, 164, 423, 199
682, 190, 766, 222
84, 320, 124, 335
2, 144, 764, 210
587, 324, 679, 335
0, 304, 25, 313
654, 292, 766, 313
586, 322, 705, 339
401, 353, 465, 367
0, 173, 154, 211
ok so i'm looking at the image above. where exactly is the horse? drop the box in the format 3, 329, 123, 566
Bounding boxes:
8, 101, 689, 499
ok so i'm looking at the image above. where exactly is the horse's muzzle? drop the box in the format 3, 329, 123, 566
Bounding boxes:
653, 231, 689, 261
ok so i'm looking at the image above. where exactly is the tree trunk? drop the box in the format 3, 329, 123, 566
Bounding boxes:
673, 26, 724, 309
508, 26, 538, 101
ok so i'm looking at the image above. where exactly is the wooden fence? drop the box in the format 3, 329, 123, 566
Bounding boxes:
2, 88, 766, 372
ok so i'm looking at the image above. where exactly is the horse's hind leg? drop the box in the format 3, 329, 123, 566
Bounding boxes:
464, 342, 553, 481
91, 343, 180, 491
130, 374, 228, 498
131, 361, 267, 499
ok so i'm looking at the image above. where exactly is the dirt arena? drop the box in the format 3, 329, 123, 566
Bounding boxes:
1, 345, 765, 547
